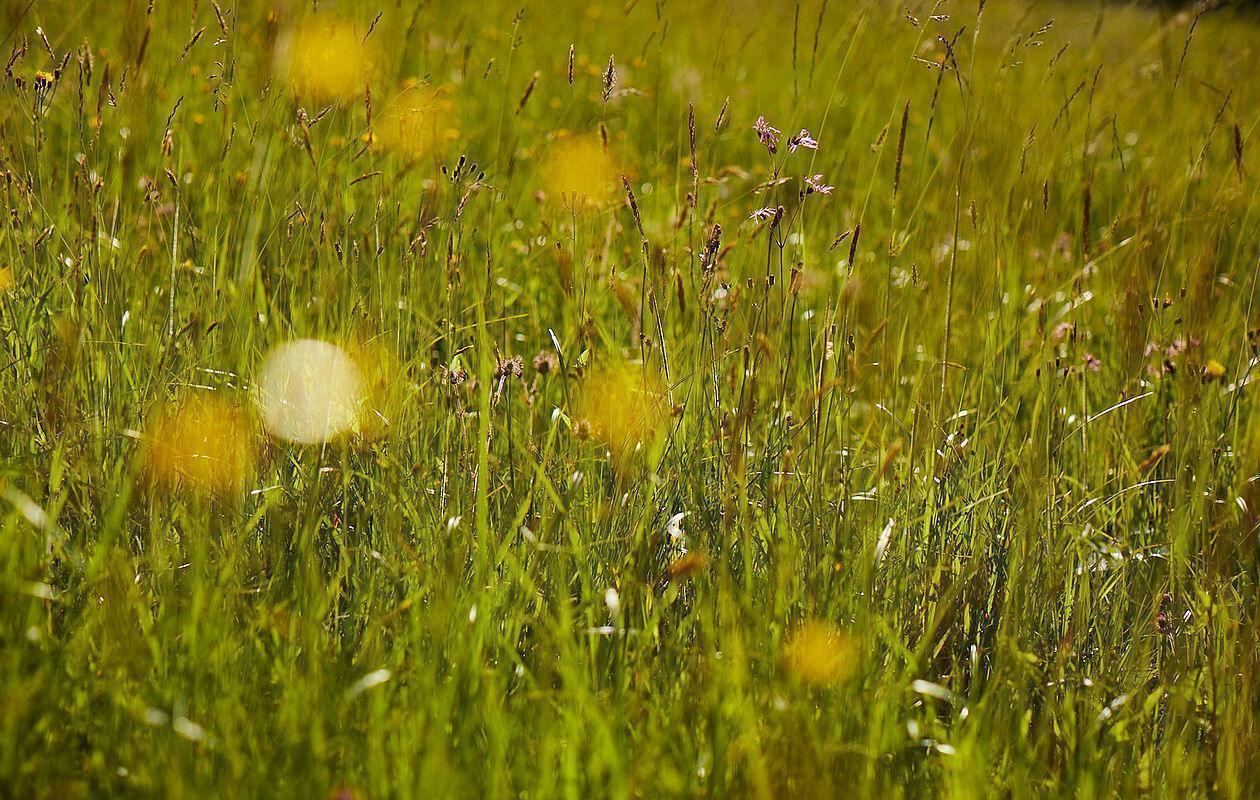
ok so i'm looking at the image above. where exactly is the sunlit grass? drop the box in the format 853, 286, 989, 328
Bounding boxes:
0, 0, 1257, 797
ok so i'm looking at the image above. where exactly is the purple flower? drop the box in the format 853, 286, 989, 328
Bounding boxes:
749, 206, 777, 221
788, 129, 819, 152
754, 116, 780, 154
1166, 338, 1199, 358
803, 174, 833, 195
1082, 353, 1101, 372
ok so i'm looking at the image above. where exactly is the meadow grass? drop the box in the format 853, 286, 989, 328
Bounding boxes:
0, 1, 1258, 797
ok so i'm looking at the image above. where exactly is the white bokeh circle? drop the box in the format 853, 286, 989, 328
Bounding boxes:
256, 339, 363, 444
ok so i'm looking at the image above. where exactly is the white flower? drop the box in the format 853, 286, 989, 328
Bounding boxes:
788, 129, 818, 152
803, 174, 834, 195
666, 512, 688, 541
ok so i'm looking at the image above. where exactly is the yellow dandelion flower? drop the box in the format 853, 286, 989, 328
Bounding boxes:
276, 16, 379, 102
576, 362, 668, 468
542, 135, 619, 208
377, 85, 457, 161
143, 393, 255, 496
785, 620, 857, 686
32, 70, 55, 111
347, 339, 410, 442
